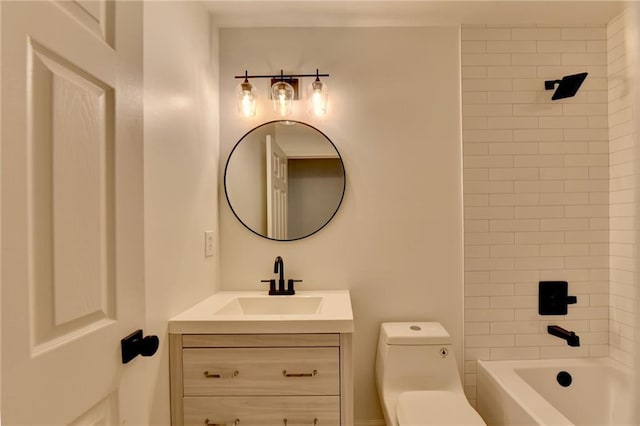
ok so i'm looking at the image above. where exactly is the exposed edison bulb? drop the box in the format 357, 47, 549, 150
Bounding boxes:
271, 81, 294, 116
236, 80, 256, 117
308, 78, 328, 116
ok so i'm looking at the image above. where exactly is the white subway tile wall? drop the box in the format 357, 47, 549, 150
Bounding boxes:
461, 20, 636, 405
607, 11, 637, 368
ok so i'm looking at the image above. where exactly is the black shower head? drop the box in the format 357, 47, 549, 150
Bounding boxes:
544, 72, 588, 100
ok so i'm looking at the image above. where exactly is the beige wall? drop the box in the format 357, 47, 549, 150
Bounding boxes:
225, 125, 269, 235
288, 158, 344, 238
461, 25, 611, 404
143, 3, 220, 424
608, 10, 638, 368
218, 27, 462, 422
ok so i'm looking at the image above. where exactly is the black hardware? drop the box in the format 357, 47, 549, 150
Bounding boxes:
544, 72, 588, 100
121, 329, 159, 364
205, 419, 239, 426
284, 420, 318, 426
557, 371, 573, 387
539, 281, 577, 315
261, 279, 276, 294
282, 369, 317, 377
275, 256, 286, 293
223, 120, 345, 243
262, 256, 301, 295
234, 70, 329, 80
288, 279, 303, 295
236, 70, 329, 101
547, 325, 580, 347
203, 370, 239, 379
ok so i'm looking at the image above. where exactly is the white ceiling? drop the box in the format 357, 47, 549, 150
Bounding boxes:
203, 1, 628, 28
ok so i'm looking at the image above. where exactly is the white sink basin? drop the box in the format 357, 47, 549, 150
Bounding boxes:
169, 291, 353, 334
215, 296, 323, 315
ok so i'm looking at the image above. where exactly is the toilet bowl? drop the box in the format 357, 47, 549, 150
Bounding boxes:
375, 322, 486, 426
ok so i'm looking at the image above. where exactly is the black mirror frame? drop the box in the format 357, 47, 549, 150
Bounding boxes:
224, 120, 346, 242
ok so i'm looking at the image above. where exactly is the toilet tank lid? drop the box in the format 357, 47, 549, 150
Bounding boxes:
380, 322, 451, 345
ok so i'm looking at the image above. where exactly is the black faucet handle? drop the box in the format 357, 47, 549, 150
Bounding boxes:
261, 279, 276, 295
539, 281, 577, 315
287, 279, 303, 295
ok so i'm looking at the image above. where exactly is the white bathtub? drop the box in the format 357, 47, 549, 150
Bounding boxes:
476, 358, 635, 426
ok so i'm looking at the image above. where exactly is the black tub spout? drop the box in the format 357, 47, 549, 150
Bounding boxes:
547, 325, 580, 347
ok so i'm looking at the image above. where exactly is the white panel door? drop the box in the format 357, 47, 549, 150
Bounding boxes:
1, 1, 147, 424
266, 135, 288, 240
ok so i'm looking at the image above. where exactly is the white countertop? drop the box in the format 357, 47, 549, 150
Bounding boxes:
169, 290, 354, 334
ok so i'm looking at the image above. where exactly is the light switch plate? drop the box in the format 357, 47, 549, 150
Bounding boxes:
204, 231, 215, 257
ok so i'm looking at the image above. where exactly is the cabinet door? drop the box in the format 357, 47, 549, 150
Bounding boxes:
183, 396, 340, 426
183, 347, 339, 396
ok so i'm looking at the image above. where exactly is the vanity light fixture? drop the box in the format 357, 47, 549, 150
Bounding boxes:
271, 75, 295, 117
235, 70, 257, 117
308, 69, 328, 116
234, 69, 330, 116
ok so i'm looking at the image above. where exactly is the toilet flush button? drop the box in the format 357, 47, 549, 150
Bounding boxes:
410, 325, 422, 331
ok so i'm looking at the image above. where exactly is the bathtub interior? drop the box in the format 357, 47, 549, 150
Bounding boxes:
515, 361, 633, 426
477, 358, 635, 426
477, 360, 572, 426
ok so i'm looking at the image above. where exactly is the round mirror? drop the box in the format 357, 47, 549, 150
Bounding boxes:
224, 120, 345, 241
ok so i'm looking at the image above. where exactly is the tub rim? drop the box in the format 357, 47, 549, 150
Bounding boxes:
477, 357, 629, 426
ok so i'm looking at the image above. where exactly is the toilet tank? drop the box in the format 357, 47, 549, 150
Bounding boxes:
375, 322, 464, 395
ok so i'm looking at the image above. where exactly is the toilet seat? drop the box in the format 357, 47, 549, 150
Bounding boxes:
396, 390, 486, 426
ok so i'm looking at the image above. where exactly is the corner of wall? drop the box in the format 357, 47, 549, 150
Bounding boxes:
143, 2, 221, 423
607, 7, 638, 368
209, 13, 222, 295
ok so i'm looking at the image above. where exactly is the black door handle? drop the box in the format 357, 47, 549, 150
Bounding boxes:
121, 329, 159, 364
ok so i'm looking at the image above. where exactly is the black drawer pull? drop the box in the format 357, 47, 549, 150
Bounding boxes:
203, 370, 239, 379
283, 419, 318, 425
282, 369, 317, 377
204, 419, 239, 425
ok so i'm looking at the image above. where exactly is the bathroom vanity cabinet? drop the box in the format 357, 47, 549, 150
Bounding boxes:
169, 333, 352, 426
168, 291, 354, 426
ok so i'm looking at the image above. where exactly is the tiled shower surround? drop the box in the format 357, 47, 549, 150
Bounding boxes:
607, 11, 637, 369
462, 17, 637, 404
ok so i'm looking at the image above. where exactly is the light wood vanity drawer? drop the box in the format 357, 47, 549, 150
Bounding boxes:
183, 334, 340, 348
183, 396, 340, 426
183, 347, 339, 396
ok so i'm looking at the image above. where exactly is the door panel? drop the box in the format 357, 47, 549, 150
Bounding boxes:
55, 0, 115, 46
1, 1, 145, 424
29, 39, 116, 348
266, 135, 288, 240
69, 394, 118, 425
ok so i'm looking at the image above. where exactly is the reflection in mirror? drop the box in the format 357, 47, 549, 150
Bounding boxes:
224, 121, 345, 241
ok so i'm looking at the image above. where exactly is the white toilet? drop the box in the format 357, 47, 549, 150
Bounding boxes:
375, 322, 486, 426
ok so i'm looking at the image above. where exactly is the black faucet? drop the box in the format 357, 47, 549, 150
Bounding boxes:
261, 256, 302, 296
274, 256, 285, 293
547, 325, 580, 347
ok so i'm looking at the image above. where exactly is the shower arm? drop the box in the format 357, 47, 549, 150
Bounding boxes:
544, 80, 562, 90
